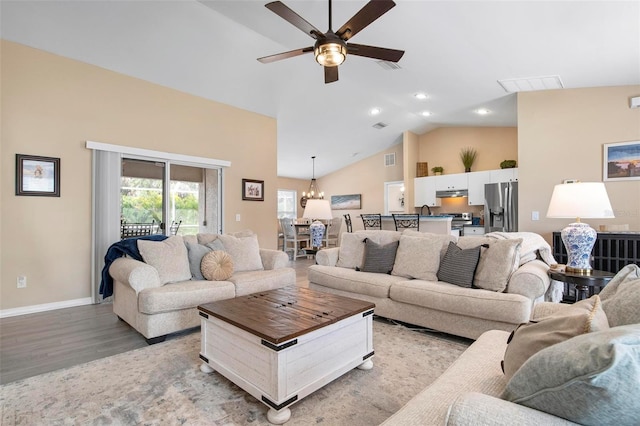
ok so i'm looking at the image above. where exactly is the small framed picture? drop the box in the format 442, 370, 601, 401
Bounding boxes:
242, 179, 264, 201
15, 154, 61, 197
603, 141, 640, 181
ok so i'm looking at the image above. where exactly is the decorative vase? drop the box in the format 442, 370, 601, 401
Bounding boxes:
465, 167, 471, 173
561, 222, 597, 273
309, 220, 325, 248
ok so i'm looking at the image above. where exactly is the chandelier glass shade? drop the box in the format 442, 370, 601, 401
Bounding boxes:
301, 156, 324, 208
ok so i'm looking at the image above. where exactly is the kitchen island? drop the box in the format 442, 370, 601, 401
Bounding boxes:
380, 215, 452, 234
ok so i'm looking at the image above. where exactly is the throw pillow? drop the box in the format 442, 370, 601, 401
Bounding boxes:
358, 238, 399, 274
437, 241, 481, 288
336, 231, 401, 269
504, 324, 640, 426
217, 233, 264, 272
197, 233, 221, 245
137, 236, 191, 285
501, 295, 609, 380
205, 239, 225, 252
598, 263, 640, 327
201, 250, 234, 281
402, 230, 456, 258
457, 237, 522, 292
185, 241, 212, 280
391, 235, 442, 281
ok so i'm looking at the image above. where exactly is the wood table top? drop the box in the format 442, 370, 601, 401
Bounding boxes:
198, 286, 375, 344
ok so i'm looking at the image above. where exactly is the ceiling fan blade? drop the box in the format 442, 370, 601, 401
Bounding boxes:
258, 47, 313, 64
324, 66, 339, 84
265, 1, 323, 39
347, 43, 404, 62
336, 0, 396, 41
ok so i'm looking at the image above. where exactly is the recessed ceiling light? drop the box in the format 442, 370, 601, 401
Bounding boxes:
370, 108, 381, 116
414, 92, 428, 100
420, 111, 432, 117
475, 108, 490, 115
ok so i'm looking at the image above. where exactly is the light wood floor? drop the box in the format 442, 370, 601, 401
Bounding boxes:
0, 257, 315, 385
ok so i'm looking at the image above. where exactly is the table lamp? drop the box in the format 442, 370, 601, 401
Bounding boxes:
546, 182, 614, 274
303, 199, 333, 248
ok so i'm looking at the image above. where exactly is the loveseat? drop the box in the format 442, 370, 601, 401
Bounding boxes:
308, 230, 554, 339
382, 263, 640, 425
109, 232, 295, 343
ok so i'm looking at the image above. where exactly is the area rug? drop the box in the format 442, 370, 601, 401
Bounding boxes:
0, 319, 469, 425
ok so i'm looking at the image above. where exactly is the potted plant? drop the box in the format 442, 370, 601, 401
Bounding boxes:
460, 147, 477, 172
500, 159, 517, 169
431, 166, 444, 175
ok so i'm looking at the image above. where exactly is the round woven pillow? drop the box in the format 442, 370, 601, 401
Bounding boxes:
201, 250, 234, 281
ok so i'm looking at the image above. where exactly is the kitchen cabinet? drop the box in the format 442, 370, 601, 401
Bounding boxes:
414, 176, 441, 207
490, 168, 518, 183
466, 171, 491, 206
435, 173, 468, 190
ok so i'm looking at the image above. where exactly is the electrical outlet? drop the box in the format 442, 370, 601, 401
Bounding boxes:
236, 214, 241, 222
531, 211, 540, 221
17, 276, 27, 288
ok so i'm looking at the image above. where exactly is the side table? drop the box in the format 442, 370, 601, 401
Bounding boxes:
548, 269, 615, 302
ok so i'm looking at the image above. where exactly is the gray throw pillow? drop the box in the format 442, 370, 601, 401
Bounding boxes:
598, 263, 640, 327
185, 241, 212, 280
436, 241, 481, 288
358, 238, 399, 274
504, 324, 640, 426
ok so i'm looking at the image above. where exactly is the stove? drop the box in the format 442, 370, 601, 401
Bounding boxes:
443, 213, 473, 235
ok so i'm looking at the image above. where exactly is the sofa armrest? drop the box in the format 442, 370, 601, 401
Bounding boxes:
506, 260, 550, 300
315, 247, 340, 266
260, 248, 289, 270
109, 257, 161, 293
446, 392, 578, 426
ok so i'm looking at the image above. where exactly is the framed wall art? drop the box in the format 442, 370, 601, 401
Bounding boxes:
15, 154, 61, 197
603, 141, 640, 181
330, 194, 361, 210
242, 178, 264, 201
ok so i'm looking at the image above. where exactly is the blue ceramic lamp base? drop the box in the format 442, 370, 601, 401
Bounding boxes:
561, 222, 597, 274
309, 220, 325, 248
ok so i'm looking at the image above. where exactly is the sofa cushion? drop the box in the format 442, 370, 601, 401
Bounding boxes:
437, 242, 481, 288
309, 264, 406, 299
138, 279, 236, 314
401, 230, 456, 258
391, 235, 443, 281
197, 233, 221, 245
502, 295, 609, 380
598, 263, 640, 327
218, 234, 264, 272
201, 250, 234, 281
504, 324, 640, 426
359, 238, 399, 274
185, 241, 211, 280
457, 237, 522, 292
337, 231, 401, 269
137, 236, 192, 285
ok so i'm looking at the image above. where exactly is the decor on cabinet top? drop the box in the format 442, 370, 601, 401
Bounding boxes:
500, 160, 517, 169
431, 166, 444, 175
460, 147, 477, 173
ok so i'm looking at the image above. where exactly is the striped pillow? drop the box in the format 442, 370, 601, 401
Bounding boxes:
437, 241, 481, 287
358, 238, 399, 274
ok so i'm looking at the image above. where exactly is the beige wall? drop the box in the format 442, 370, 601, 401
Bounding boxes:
317, 144, 404, 231
1, 41, 278, 310
418, 127, 518, 175
518, 85, 640, 241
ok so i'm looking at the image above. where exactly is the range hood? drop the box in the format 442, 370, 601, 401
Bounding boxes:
436, 189, 469, 198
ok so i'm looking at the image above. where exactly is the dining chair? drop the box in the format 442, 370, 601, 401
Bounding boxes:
120, 220, 157, 239
392, 214, 420, 231
169, 220, 182, 235
361, 214, 382, 230
279, 217, 310, 260
323, 217, 342, 248
343, 214, 353, 233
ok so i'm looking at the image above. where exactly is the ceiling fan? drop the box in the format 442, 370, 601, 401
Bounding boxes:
257, 0, 404, 84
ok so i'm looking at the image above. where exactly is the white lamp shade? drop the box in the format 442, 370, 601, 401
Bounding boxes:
546, 182, 615, 219
303, 199, 333, 220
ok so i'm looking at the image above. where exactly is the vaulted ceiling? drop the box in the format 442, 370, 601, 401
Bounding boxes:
2, 1, 639, 178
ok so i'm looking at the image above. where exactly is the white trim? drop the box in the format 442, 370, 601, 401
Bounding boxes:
0, 297, 93, 318
86, 140, 231, 168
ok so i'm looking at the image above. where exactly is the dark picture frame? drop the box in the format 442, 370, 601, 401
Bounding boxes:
15, 154, 61, 197
242, 178, 264, 201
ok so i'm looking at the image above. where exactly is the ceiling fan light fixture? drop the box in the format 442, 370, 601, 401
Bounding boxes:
315, 40, 347, 67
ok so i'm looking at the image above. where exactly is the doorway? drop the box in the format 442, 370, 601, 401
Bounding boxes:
385, 181, 405, 215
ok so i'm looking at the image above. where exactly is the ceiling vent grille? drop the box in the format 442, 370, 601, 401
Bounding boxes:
373, 122, 388, 129
497, 75, 564, 93
376, 61, 402, 71
384, 153, 396, 167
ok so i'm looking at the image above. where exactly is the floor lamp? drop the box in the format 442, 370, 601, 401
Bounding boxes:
546, 182, 614, 274
303, 199, 333, 249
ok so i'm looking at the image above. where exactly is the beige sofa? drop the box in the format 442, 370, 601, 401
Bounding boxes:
109, 233, 295, 343
382, 264, 640, 425
308, 230, 553, 340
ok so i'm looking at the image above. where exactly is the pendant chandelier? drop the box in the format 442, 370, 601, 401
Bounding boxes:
300, 156, 324, 208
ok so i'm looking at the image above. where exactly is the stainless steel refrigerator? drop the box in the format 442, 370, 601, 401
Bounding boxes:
484, 182, 518, 233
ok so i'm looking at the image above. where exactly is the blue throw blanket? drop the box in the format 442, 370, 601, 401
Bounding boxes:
100, 235, 168, 298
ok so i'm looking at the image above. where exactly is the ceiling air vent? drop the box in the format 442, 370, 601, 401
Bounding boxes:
384, 153, 396, 167
376, 61, 402, 71
373, 122, 388, 129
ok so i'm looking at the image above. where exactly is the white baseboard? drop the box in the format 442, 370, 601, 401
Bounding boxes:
0, 297, 94, 318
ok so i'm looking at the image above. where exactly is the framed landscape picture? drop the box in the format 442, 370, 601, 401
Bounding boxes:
242, 179, 264, 201
603, 141, 640, 181
15, 154, 60, 197
330, 194, 361, 210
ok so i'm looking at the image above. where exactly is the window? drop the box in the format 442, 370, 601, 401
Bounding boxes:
277, 190, 297, 218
